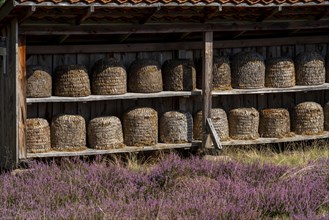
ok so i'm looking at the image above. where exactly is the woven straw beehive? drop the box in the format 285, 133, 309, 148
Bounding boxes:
54, 65, 91, 97
26, 118, 51, 153
231, 51, 265, 89
295, 52, 325, 85
293, 102, 324, 135
88, 116, 124, 149
324, 102, 329, 131
162, 59, 196, 91
26, 66, 52, 98
91, 58, 127, 95
159, 111, 193, 143
51, 115, 87, 151
193, 109, 229, 141
229, 108, 259, 140
259, 108, 291, 138
123, 107, 158, 146
265, 57, 295, 88
128, 59, 163, 93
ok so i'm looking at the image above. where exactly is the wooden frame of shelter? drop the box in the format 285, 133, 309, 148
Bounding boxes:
0, 0, 328, 169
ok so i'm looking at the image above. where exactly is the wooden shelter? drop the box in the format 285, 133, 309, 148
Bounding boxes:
0, 0, 329, 169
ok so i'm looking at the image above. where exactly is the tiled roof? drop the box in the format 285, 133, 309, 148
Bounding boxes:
17, 0, 327, 5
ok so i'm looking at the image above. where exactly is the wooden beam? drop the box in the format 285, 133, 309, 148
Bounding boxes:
206, 118, 222, 150
18, 36, 27, 159
20, 19, 329, 35
139, 7, 160, 24
119, 33, 132, 43
0, 0, 15, 23
76, 6, 94, 25
256, 6, 282, 22
58, 35, 70, 44
233, 30, 247, 39
201, 6, 221, 23
26, 35, 329, 55
315, 9, 329, 21
18, 6, 36, 24
179, 32, 191, 40
202, 31, 213, 149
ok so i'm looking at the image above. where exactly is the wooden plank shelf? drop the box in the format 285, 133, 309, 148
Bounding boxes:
208, 83, 329, 96
27, 84, 329, 104
26, 142, 201, 158
221, 132, 329, 146
27, 132, 329, 158
27, 91, 199, 103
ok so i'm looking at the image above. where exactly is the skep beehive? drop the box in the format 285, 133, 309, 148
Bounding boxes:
323, 102, 329, 131
295, 52, 325, 85
128, 59, 163, 93
229, 108, 259, 140
293, 102, 324, 135
91, 58, 127, 95
54, 65, 91, 97
26, 66, 52, 98
26, 118, 51, 153
51, 115, 87, 151
159, 111, 193, 143
265, 57, 295, 88
88, 116, 124, 149
231, 51, 265, 89
193, 109, 229, 141
162, 59, 196, 91
123, 107, 158, 146
259, 109, 291, 138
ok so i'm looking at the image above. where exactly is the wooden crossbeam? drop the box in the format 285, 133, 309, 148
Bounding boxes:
76, 5, 94, 25
19, 6, 36, 24
256, 6, 282, 22
206, 118, 222, 150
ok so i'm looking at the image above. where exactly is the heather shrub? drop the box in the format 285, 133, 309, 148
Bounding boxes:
0, 154, 328, 219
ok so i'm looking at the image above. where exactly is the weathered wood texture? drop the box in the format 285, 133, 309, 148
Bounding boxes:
18, 36, 27, 159
0, 19, 19, 169
202, 32, 213, 149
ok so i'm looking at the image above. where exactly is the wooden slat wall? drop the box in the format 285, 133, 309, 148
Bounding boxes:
0, 19, 19, 169
26, 42, 329, 130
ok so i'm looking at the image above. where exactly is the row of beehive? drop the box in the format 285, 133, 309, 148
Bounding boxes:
27, 101, 328, 153
27, 52, 329, 98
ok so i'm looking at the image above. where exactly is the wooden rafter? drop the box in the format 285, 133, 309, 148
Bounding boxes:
76, 5, 94, 25
19, 6, 36, 24
0, 0, 15, 22
256, 6, 282, 22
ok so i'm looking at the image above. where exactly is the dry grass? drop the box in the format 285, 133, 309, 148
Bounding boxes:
221, 140, 329, 166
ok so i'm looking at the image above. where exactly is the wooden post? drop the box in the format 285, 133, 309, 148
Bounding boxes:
18, 35, 27, 159
202, 31, 213, 149
0, 18, 19, 169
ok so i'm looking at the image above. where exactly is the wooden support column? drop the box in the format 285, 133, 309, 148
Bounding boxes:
202, 31, 213, 149
18, 35, 27, 159
0, 18, 19, 169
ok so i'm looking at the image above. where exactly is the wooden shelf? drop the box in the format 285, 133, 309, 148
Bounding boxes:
27, 84, 329, 104
208, 83, 329, 96
221, 132, 329, 146
27, 132, 329, 158
27, 91, 199, 103
26, 142, 200, 158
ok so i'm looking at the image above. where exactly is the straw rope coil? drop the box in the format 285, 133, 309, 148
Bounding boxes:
26, 118, 51, 153
26, 66, 52, 98
159, 111, 193, 143
265, 57, 295, 88
193, 109, 230, 141
259, 108, 291, 138
123, 107, 158, 146
128, 59, 163, 93
162, 59, 196, 91
295, 52, 325, 85
51, 115, 87, 151
293, 102, 324, 135
324, 102, 329, 131
91, 58, 127, 95
231, 51, 265, 89
88, 116, 124, 150
54, 65, 91, 97
229, 108, 259, 140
